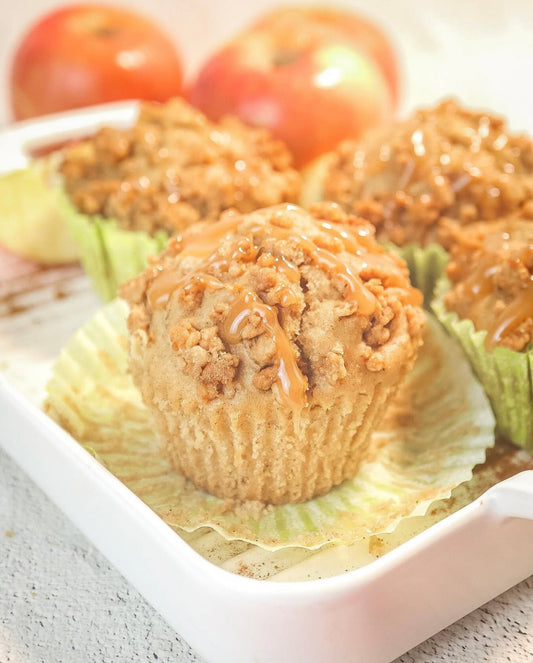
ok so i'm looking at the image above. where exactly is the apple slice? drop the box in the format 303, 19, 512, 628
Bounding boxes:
0, 158, 79, 264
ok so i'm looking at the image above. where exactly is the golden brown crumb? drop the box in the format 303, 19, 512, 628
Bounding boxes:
321, 99, 533, 246
60, 98, 301, 235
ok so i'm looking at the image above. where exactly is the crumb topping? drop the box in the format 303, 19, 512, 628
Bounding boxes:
121, 203, 425, 407
443, 216, 533, 351
60, 98, 301, 235
322, 99, 533, 246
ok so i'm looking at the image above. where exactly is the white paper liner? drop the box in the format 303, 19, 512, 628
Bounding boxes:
45, 299, 495, 550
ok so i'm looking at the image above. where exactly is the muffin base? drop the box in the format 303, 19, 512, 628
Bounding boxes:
159, 386, 390, 505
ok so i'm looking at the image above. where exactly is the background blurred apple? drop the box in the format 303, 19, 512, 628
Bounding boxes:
188, 6, 397, 167
251, 7, 400, 105
10, 4, 184, 120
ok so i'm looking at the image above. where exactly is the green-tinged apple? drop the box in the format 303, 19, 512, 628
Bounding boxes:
188, 7, 397, 167
10, 4, 184, 121
252, 7, 400, 105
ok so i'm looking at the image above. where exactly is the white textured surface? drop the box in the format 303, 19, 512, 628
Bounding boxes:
0, 446, 531, 662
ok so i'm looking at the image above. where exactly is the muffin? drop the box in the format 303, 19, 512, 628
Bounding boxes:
432, 215, 533, 450
300, 99, 533, 301
61, 97, 301, 299
442, 216, 533, 350
120, 202, 425, 505
302, 99, 533, 247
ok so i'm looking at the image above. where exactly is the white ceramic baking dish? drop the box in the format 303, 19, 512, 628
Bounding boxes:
0, 106, 532, 663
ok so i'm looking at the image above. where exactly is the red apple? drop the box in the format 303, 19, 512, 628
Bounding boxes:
10, 4, 184, 121
188, 8, 396, 167
252, 7, 400, 106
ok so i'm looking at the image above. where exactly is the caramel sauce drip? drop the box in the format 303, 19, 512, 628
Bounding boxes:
149, 238, 258, 309
223, 290, 307, 409
148, 271, 227, 308
273, 255, 300, 283
463, 264, 500, 298
486, 278, 533, 349
149, 216, 396, 314
171, 215, 242, 260
454, 229, 533, 349
146, 211, 421, 408
317, 221, 422, 304
303, 239, 376, 314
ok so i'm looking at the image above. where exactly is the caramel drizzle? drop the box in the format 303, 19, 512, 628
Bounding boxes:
317, 221, 422, 302
455, 231, 533, 349
148, 271, 226, 308
149, 218, 394, 314
146, 212, 420, 408
173, 215, 242, 260
463, 264, 499, 298
486, 278, 533, 349
297, 234, 376, 314
149, 267, 305, 408
223, 290, 307, 409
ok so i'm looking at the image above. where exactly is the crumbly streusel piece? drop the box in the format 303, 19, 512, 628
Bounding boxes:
317, 99, 533, 246
61, 98, 301, 235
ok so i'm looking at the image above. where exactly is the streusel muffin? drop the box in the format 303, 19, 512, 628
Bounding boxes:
432, 215, 533, 450
302, 99, 533, 247
443, 217, 533, 351
121, 203, 425, 504
62, 97, 301, 299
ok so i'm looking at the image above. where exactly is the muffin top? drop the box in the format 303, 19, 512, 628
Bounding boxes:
121, 202, 424, 409
60, 98, 301, 235
320, 99, 533, 246
443, 216, 533, 351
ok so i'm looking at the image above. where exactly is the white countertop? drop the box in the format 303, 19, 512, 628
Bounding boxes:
0, 444, 532, 662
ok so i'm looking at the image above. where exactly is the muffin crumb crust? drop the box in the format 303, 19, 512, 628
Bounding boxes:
61, 98, 301, 235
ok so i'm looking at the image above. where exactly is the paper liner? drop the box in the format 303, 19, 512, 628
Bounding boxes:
45, 299, 495, 550
66, 209, 169, 301
432, 277, 533, 452
0, 161, 79, 264
387, 242, 449, 305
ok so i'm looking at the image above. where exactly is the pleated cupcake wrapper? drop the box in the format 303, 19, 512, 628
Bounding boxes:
386, 242, 449, 305
432, 278, 533, 452
45, 299, 495, 551
66, 206, 169, 301
0, 161, 80, 264
159, 386, 388, 506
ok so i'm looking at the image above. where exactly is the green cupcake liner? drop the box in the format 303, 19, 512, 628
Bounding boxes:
386, 242, 449, 305
66, 207, 169, 301
45, 299, 495, 550
432, 277, 533, 452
